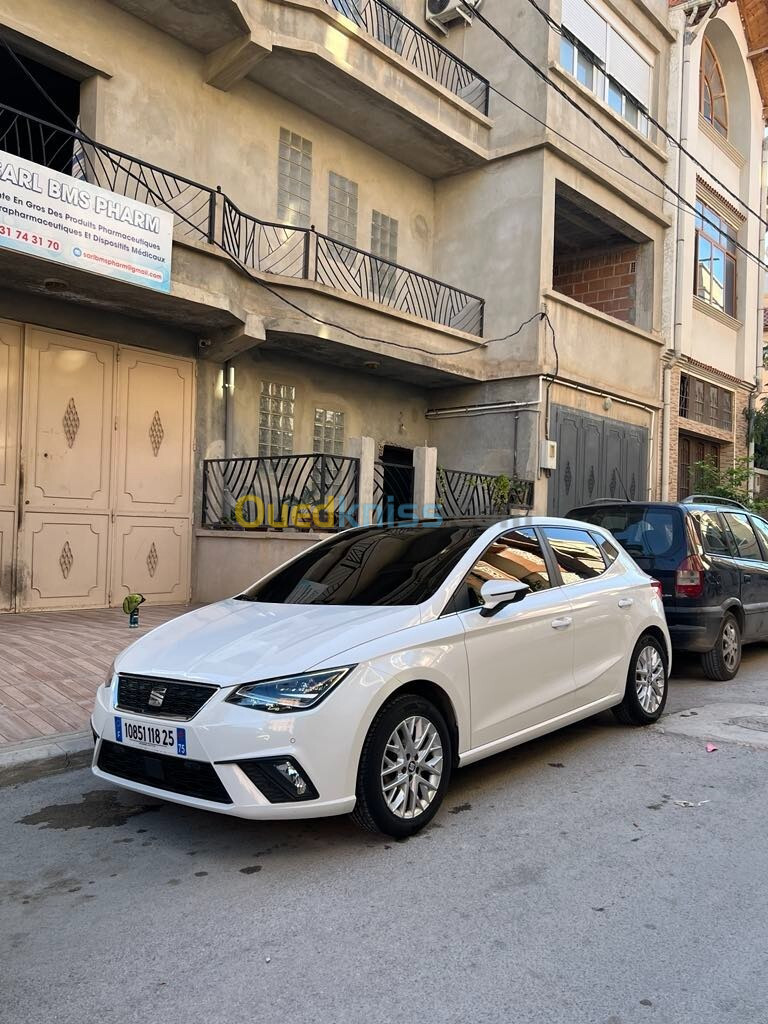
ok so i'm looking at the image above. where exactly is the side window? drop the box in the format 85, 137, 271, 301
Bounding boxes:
592, 532, 619, 565
461, 528, 551, 609
542, 527, 607, 584
691, 510, 732, 556
748, 517, 768, 560
723, 513, 762, 561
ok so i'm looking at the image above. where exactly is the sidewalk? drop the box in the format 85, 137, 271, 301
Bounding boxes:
0, 604, 193, 752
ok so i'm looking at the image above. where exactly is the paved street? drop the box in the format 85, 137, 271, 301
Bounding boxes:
1, 648, 767, 1024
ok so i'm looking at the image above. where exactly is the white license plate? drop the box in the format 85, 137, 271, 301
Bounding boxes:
113, 716, 187, 757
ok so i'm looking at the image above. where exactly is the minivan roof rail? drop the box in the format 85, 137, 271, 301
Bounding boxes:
681, 494, 748, 510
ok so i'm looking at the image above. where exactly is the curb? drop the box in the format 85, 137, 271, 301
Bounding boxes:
0, 729, 93, 787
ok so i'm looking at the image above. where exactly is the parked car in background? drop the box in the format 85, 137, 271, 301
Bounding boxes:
568, 497, 768, 680
91, 518, 670, 837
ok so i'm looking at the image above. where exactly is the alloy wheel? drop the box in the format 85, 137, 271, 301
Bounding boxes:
380, 715, 443, 819
634, 644, 665, 714
722, 621, 740, 671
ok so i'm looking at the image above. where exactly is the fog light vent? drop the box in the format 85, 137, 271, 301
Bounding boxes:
233, 756, 319, 802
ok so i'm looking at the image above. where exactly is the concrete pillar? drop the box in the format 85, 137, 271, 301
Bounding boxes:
346, 435, 376, 526
413, 445, 438, 519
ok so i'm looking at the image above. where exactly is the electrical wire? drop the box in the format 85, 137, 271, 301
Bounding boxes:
471, 6, 768, 275
518, 0, 768, 231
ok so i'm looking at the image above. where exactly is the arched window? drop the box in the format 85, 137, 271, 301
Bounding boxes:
700, 38, 728, 137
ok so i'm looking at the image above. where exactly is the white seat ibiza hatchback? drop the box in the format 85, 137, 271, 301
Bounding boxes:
91, 518, 671, 837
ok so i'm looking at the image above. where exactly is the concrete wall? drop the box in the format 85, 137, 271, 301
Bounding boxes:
194, 529, 324, 603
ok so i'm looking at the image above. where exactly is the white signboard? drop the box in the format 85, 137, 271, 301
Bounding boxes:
0, 152, 173, 293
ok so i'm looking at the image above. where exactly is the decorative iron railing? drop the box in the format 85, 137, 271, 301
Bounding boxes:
325, 0, 490, 114
0, 103, 216, 242
436, 468, 534, 518
202, 454, 360, 530
372, 459, 416, 524
0, 103, 485, 335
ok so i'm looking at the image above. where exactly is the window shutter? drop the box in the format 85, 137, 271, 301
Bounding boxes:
561, 0, 607, 62
608, 29, 650, 108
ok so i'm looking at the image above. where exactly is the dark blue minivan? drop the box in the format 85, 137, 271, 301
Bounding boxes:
568, 497, 768, 680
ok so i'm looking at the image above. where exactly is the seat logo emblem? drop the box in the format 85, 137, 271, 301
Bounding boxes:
148, 686, 167, 707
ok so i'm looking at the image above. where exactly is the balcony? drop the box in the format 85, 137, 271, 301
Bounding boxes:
105, 0, 492, 176
0, 103, 485, 342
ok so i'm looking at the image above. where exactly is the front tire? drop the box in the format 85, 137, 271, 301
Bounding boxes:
351, 693, 452, 838
613, 633, 668, 726
701, 613, 741, 681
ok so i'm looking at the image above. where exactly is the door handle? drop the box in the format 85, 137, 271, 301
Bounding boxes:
743, 574, 752, 583
551, 616, 572, 630
618, 597, 634, 608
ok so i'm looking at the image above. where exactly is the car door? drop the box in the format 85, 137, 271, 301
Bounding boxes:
721, 512, 768, 640
456, 527, 576, 749
744, 515, 768, 640
540, 525, 633, 704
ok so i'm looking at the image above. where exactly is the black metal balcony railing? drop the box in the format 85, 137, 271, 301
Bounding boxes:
222, 197, 485, 335
0, 103, 485, 337
326, 0, 490, 114
202, 454, 360, 530
437, 468, 534, 518
0, 103, 216, 242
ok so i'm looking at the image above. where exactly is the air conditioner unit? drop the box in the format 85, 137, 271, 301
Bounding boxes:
426, 0, 482, 34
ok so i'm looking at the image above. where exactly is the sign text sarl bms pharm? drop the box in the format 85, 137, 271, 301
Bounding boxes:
0, 152, 173, 293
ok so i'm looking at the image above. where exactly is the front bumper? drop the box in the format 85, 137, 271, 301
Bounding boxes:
90, 683, 357, 820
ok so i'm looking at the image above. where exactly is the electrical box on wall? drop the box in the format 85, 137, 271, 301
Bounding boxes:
540, 439, 558, 470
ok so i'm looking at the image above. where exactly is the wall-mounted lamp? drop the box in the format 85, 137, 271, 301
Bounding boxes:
223, 365, 235, 392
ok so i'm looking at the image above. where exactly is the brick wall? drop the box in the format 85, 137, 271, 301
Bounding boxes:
553, 245, 638, 323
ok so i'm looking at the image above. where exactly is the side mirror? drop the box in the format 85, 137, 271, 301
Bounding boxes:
479, 579, 530, 617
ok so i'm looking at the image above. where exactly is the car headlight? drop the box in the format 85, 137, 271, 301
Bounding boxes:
103, 660, 117, 688
226, 666, 355, 713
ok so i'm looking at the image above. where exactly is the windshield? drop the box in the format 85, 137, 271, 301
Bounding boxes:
571, 506, 684, 561
236, 525, 487, 606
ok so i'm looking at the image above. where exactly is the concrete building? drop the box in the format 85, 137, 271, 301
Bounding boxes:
0, 0, 761, 611
662, 0, 766, 500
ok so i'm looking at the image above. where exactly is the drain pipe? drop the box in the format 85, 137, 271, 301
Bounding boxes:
662, 3, 714, 499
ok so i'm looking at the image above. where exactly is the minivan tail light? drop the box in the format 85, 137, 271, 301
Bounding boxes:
676, 555, 704, 598
650, 578, 664, 601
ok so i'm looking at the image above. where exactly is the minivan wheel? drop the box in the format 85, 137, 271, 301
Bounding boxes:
351, 693, 452, 838
701, 613, 741, 681
613, 633, 668, 726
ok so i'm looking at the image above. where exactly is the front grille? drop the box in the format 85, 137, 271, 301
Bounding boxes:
98, 740, 232, 804
116, 675, 217, 720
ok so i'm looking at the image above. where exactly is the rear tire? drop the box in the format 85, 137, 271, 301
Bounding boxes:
613, 633, 668, 726
701, 613, 741, 681
351, 693, 452, 838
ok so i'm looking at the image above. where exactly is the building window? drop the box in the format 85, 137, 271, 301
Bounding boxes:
278, 129, 312, 228
313, 408, 345, 455
370, 211, 398, 262
328, 172, 358, 246
700, 38, 728, 137
259, 381, 295, 456
678, 435, 720, 500
694, 199, 737, 318
679, 374, 733, 431
559, 0, 651, 137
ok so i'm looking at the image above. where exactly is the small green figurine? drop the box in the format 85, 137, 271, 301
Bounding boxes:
123, 593, 146, 628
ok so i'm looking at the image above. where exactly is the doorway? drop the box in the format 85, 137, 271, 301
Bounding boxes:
0, 321, 195, 611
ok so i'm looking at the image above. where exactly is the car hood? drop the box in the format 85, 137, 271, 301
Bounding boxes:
115, 599, 423, 686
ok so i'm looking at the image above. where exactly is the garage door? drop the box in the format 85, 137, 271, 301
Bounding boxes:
548, 405, 649, 517
4, 324, 194, 611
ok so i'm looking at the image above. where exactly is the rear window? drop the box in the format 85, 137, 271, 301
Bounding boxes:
569, 506, 684, 560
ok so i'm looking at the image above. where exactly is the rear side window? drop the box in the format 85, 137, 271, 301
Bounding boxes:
750, 517, 768, 557
572, 506, 683, 560
542, 527, 606, 584
689, 510, 732, 556
723, 513, 763, 561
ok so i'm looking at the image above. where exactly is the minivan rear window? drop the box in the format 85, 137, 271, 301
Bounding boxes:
570, 506, 684, 560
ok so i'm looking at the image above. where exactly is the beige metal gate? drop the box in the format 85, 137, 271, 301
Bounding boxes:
0, 322, 194, 611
